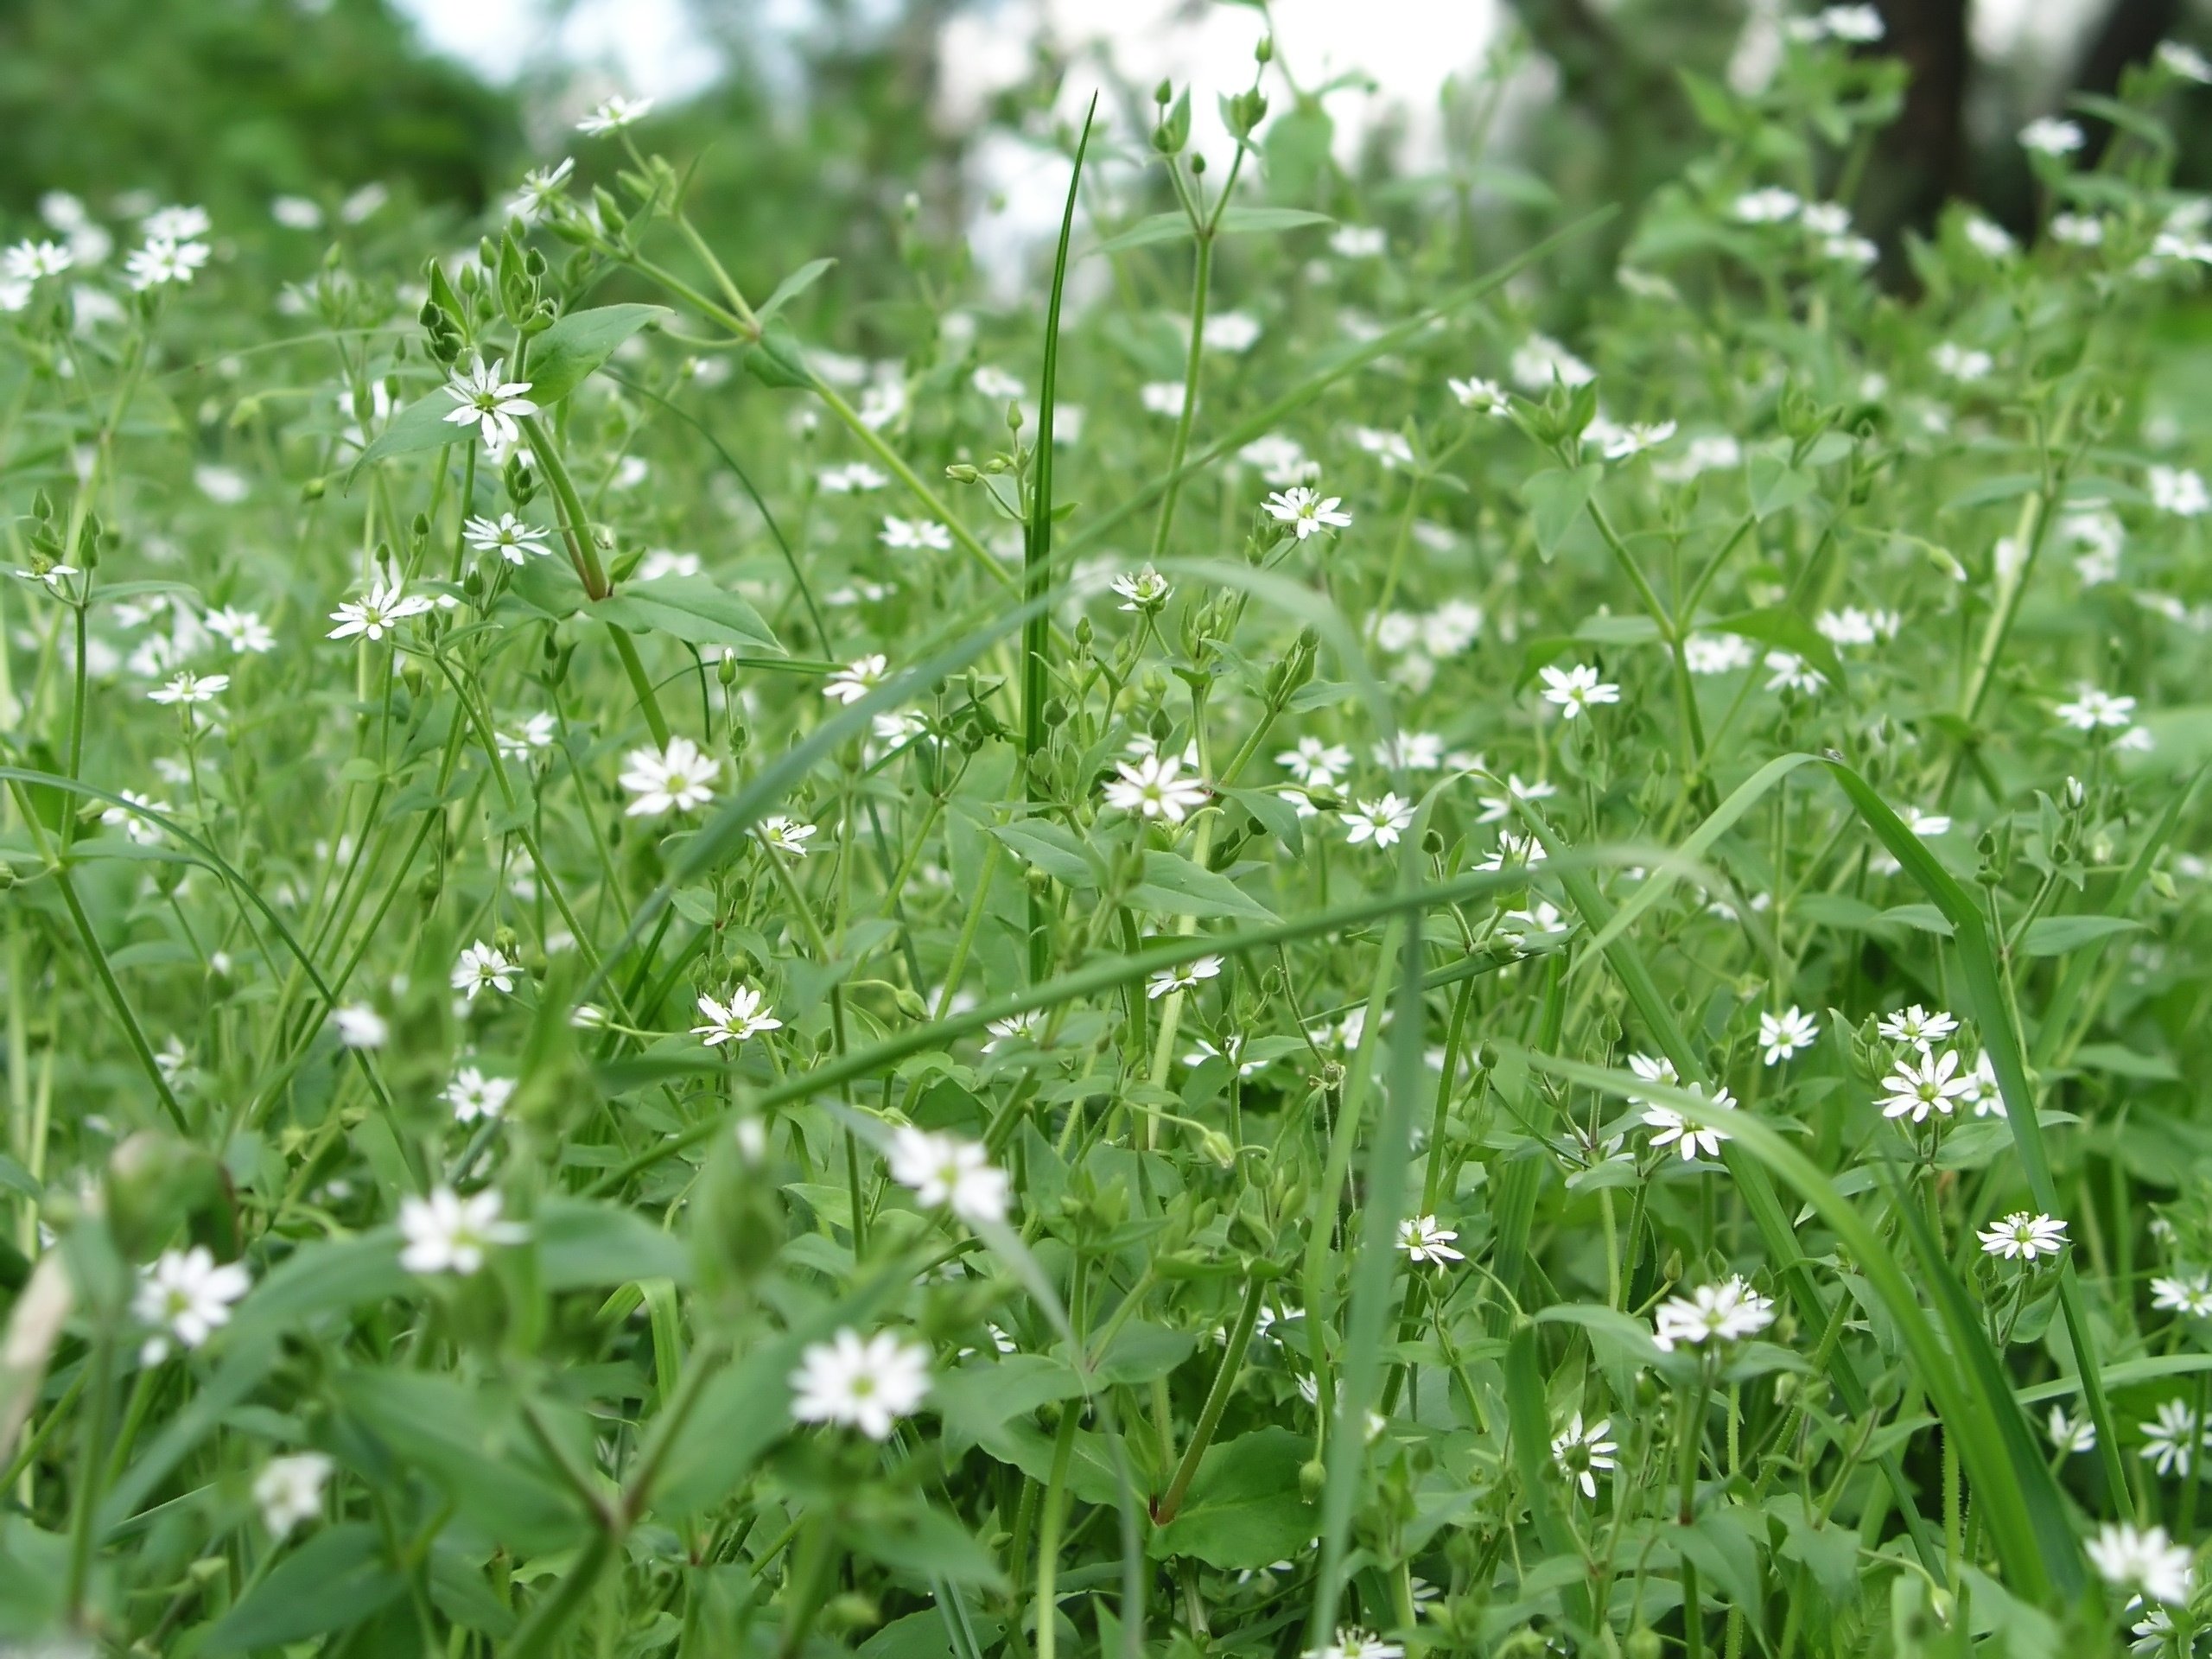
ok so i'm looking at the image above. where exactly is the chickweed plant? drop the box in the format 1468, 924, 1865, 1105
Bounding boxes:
7, 16, 2212, 1658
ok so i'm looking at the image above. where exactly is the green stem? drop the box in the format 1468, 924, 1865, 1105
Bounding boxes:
1034, 1405, 1081, 1659
1155, 1275, 1267, 1523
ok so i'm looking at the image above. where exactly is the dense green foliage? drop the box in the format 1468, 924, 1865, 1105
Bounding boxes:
8, 10, 2212, 1658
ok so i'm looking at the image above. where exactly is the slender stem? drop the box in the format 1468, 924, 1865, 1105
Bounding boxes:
1033, 1404, 1081, 1659
1149, 230, 1215, 562
1156, 1274, 1268, 1523
607, 625, 674, 749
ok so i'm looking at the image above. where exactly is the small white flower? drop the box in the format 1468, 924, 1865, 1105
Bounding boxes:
1978, 1211, 2068, 1262
2047, 1405, 2097, 1455
2049, 212, 2106, 248
327, 579, 433, 643
1539, 663, 1619, 719
2139, 1398, 2211, 1478
398, 1187, 527, 1276
1903, 807, 1951, 837
1202, 311, 1262, 353
1762, 651, 1827, 696
1601, 419, 1677, 459
982, 1011, 1044, 1052
134, 1246, 251, 1362
1651, 1276, 1775, 1351
1140, 381, 1187, 418
1878, 1049, 1974, 1123
101, 789, 170, 846
2054, 687, 2138, 731
1396, 1215, 1463, 1267
1448, 375, 1510, 415
2088, 1522, 2193, 1605
757, 815, 817, 857
576, 94, 656, 135
1758, 1006, 1819, 1065
124, 237, 210, 290
3, 239, 73, 282
1342, 793, 1415, 849
692, 986, 782, 1046
497, 712, 560, 759
1103, 754, 1210, 824
1550, 1412, 1618, 1498
442, 357, 539, 450
2153, 1272, 2212, 1318
1476, 830, 1548, 874
1931, 341, 1993, 383
464, 512, 552, 564
789, 1327, 931, 1440
1329, 225, 1387, 257
2158, 40, 2212, 83
1478, 774, 1556, 823
1732, 187, 1802, 224
1685, 632, 1755, 675
254, 1453, 334, 1539
1147, 956, 1224, 1000
1962, 216, 2018, 259
144, 205, 212, 241
13, 562, 79, 593
1239, 434, 1318, 486
1878, 1004, 1960, 1048
444, 1066, 515, 1123
1511, 334, 1596, 390
334, 1004, 387, 1049
1351, 425, 1415, 469
823, 653, 890, 705
619, 736, 721, 817
1263, 486, 1353, 540
508, 157, 575, 223
1277, 737, 1352, 787
149, 671, 228, 706
887, 1128, 1010, 1225
1642, 1090, 1735, 1161
1816, 3, 1885, 41
972, 364, 1024, 399
451, 941, 518, 1001
1372, 731, 1445, 771
1110, 566, 1172, 611
2149, 464, 2209, 518
817, 461, 889, 493
880, 517, 953, 551
2018, 117, 2085, 157
204, 606, 276, 654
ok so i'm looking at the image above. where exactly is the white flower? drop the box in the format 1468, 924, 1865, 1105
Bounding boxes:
442, 358, 538, 450
444, 1066, 515, 1123
1600, 419, 1677, 460
1110, 566, 1172, 611
1263, 486, 1353, 540
2149, 464, 2209, 517
2141, 1398, 2212, 1477
1305, 1630, 1402, 1659
757, 815, 817, 857
1147, 956, 1224, 1000
1373, 731, 1446, 771
2054, 687, 2137, 731
2019, 117, 2085, 157
13, 561, 79, 593
982, 1011, 1043, 1052
1550, 1412, 1618, 1498
334, 1004, 387, 1049
1342, 793, 1415, 849
823, 654, 890, 705
1878, 1049, 1974, 1123
1476, 830, 1548, 874
970, 365, 1024, 399
1351, 425, 1415, 469
2050, 213, 2106, 248
327, 579, 433, 643
817, 461, 889, 493
2153, 1273, 2212, 1318
619, 736, 720, 817
1449, 375, 1510, 415
1903, 807, 1951, 837
1329, 225, 1386, 257
1140, 381, 1187, 418
1201, 311, 1262, 353
692, 986, 782, 1046
143, 206, 212, 241
1478, 774, 1556, 823
1396, 1215, 1463, 1266
3, 239, 72, 282
1539, 663, 1619, 719
1878, 1004, 1959, 1048
1277, 737, 1352, 787
101, 790, 169, 846
508, 157, 575, 223
1104, 754, 1210, 824
1763, 651, 1827, 696
2088, 1522, 2193, 1605
1642, 1090, 1735, 1161
451, 941, 518, 1001
254, 1453, 333, 1539
2047, 1405, 2097, 1455
1511, 334, 1596, 391
124, 238, 210, 289
789, 1327, 931, 1440
1978, 1211, 2068, 1262
2158, 41, 2212, 83
1424, 599, 1484, 655
0, 278, 32, 314
149, 671, 229, 706
1759, 1006, 1819, 1065
1651, 1276, 1774, 1351
1239, 434, 1318, 486
887, 1128, 1010, 1225
1930, 341, 1993, 383
498, 712, 560, 758
880, 517, 952, 551
1816, 3, 1885, 41
398, 1187, 526, 1276
464, 512, 552, 564
1962, 216, 2018, 259
577, 94, 656, 135
134, 1246, 251, 1361
1685, 632, 1755, 675
1732, 187, 1802, 224
204, 607, 276, 654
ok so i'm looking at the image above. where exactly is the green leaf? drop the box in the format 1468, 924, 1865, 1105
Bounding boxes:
1679, 1510, 1764, 1618
743, 315, 813, 390
1746, 447, 1818, 518
535, 1197, 691, 1289
842, 1503, 1007, 1589
1223, 785, 1305, 856
1149, 1427, 1317, 1569
523, 303, 671, 404
1773, 1496, 1861, 1608
758, 257, 836, 322
1715, 606, 1846, 691
988, 819, 1103, 887
201, 1525, 405, 1654
1091, 1320, 1196, 1385
1090, 207, 1332, 258
1522, 464, 1602, 561
228, 1232, 409, 1343
591, 576, 781, 653
1130, 850, 1279, 922
2018, 914, 2142, 957
934, 1355, 1084, 1451
346, 386, 470, 477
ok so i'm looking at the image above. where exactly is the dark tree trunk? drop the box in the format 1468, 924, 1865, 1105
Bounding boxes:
1865, 0, 1974, 239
